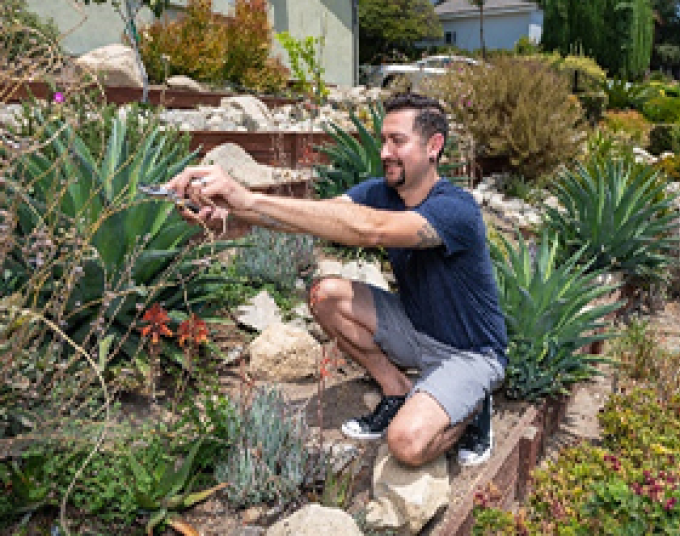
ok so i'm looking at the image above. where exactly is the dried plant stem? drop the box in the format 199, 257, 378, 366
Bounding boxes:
18, 309, 111, 536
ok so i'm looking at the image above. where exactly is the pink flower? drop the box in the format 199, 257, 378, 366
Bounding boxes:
53, 92, 65, 103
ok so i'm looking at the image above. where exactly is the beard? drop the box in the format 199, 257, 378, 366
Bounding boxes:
383, 160, 406, 189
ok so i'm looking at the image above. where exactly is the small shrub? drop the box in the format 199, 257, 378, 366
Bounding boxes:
577, 91, 608, 125
233, 227, 317, 291
558, 53, 608, 93
426, 56, 587, 181
214, 386, 311, 508
649, 123, 680, 155
642, 95, 680, 123
138, 0, 289, 92
603, 78, 661, 111
654, 152, 680, 181
600, 109, 651, 147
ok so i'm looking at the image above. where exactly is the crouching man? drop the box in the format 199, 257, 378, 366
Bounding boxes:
165, 92, 507, 467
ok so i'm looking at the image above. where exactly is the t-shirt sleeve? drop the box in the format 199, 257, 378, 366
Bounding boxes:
346, 178, 384, 206
415, 193, 484, 256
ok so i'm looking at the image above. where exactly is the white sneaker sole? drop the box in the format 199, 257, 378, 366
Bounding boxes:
341, 420, 384, 440
457, 433, 494, 467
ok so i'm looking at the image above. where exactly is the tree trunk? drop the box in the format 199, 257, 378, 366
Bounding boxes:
480, 4, 486, 60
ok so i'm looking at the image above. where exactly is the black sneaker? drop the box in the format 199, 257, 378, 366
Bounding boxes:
341, 395, 406, 440
457, 394, 493, 467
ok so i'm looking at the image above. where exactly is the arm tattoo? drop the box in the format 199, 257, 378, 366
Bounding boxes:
415, 221, 442, 248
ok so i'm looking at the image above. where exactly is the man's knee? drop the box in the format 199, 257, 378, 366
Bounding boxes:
308, 277, 351, 319
386, 421, 431, 467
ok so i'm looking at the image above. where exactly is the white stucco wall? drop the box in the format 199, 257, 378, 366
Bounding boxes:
25, 0, 356, 87
439, 10, 542, 51
269, 0, 356, 87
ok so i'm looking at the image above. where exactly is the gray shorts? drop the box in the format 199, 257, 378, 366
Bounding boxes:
370, 286, 505, 426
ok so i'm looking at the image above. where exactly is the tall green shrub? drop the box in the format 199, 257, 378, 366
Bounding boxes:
540, 0, 654, 79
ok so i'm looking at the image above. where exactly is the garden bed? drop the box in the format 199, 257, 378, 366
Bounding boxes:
0, 81, 301, 109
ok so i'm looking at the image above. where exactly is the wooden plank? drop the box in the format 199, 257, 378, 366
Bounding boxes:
0, 81, 301, 109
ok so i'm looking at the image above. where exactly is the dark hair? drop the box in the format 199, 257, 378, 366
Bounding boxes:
383, 93, 448, 160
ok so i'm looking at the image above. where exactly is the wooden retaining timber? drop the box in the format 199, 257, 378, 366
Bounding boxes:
189, 130, 339, 165
435, 394, 571, 536
0, 81, 301, 109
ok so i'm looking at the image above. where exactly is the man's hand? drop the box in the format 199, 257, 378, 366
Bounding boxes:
165, 164, 254, 212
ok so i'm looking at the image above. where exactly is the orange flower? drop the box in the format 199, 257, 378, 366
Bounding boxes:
177, 314, 209, 347
140, 303, 173, 344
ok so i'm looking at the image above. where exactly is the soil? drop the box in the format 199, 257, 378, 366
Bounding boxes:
173, 297, 680, 536
8, 270, 680, 535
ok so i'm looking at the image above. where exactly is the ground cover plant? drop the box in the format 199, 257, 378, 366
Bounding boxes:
473, 321, 680, 534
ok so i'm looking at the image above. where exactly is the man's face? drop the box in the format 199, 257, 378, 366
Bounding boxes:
380, 109, 430, 190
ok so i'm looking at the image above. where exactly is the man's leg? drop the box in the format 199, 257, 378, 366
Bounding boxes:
309, 277, 412, 397
387, 392, 481, 467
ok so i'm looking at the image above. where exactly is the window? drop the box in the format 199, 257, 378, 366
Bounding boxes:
445, 31, 456, 45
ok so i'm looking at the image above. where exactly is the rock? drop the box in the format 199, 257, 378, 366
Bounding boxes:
365, 444, 450, 535
166, 75, 204, 92
633, 146, 658, 165
235, 290, 282, 331
248, 322, 321, 381
315, 259, 390, 290
220, 95, 272, 131
201, 143, 278, 188
265, 503, 363, 536
75, 44, 143, 88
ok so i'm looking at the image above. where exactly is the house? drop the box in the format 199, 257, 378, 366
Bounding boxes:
25, 0, 359, 87
429, 0, 543, 52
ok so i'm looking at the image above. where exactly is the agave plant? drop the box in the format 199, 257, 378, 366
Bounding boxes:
4, 112, 233, 371
313, 101, 385, 199
542, 159, 679, 283
128, 438, 226, 536
313, 100, 464, 199
492, 231, 622, 401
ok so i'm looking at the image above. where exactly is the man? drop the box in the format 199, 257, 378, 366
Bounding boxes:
165, 92, 507, 468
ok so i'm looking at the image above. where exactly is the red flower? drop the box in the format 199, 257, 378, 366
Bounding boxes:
177, 314, 209, 347
140, 303, 173, 344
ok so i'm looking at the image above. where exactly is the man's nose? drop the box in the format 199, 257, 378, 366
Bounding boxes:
380, 141, 392, 159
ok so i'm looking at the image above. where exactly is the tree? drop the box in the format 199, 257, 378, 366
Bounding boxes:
467, 0, 486, 59
80, 0, 171, 102
358, 0, 442, 64
538, 0, 654, 79
650, 0, 680, 74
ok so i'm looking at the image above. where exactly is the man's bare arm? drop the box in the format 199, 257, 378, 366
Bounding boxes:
246, 193, 442, 249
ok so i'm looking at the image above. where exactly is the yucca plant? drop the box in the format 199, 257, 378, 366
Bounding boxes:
313, 100, 464, 199
542, 159, 679, 284
492, 231, 622, 401
4, 113, 233, 371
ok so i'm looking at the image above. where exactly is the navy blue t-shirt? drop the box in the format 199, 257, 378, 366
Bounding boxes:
347, 178, 508, 366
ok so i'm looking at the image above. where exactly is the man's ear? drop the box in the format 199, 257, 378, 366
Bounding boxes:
428, 132, 445, 161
